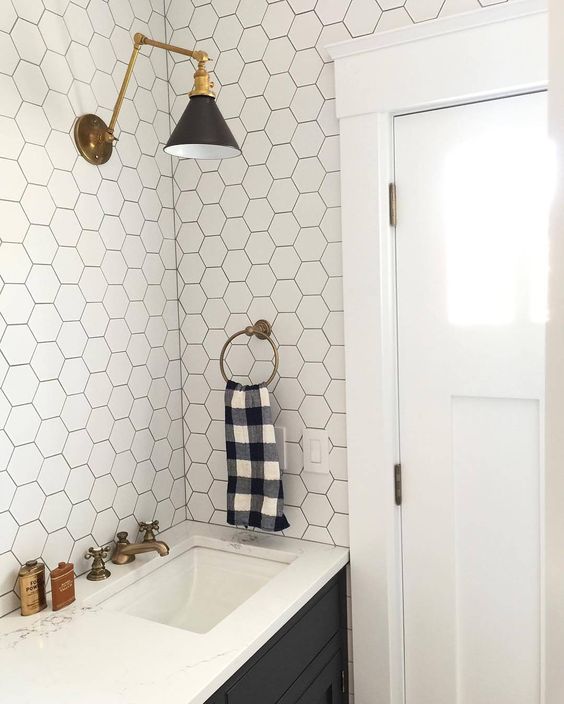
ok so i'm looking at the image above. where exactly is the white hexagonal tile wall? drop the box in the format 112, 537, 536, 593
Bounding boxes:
0, 0, 512, 618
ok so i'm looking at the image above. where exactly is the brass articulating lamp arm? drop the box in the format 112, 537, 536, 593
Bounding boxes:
107, 33, 214, 141
74, 33, 214, 165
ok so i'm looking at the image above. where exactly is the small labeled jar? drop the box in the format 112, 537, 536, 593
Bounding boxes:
50, 562, 75, 611
18, 560, 47, 616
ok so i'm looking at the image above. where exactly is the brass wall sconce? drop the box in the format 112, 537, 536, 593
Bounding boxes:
74, 33, 240, 165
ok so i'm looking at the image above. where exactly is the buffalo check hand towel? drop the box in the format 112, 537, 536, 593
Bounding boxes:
225, 380, 290, 532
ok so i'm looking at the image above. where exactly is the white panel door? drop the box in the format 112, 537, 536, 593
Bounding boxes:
395, 92, 550, 704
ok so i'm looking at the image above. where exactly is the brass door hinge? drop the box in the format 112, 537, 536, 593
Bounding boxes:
394, 463, 402, 506
341, 670, 346, 694
389, 182, 397, 227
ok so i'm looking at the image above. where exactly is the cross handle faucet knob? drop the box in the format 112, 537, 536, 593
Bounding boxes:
139, 520, 159, 542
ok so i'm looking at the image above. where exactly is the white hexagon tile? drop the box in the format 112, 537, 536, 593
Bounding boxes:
0, 0, 515, 619
0, 0, 184, 618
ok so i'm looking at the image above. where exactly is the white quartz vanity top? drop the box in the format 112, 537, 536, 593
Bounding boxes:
0, 521, 349, 704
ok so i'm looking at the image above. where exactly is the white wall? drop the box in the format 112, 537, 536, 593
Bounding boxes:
0, 0, 525, 635
0, 0, 185, 617
167, 0, 519, 549
546, 1, 564, 701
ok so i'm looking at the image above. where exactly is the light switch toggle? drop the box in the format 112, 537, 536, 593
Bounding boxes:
303, 428, 329, 474
310, 439, 321, 464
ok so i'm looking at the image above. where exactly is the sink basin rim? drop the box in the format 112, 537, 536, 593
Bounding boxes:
83, 532, 297, 614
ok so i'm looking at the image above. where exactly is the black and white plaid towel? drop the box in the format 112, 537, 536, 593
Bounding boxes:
225, 380, 289, 532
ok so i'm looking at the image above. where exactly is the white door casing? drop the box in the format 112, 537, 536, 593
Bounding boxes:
546, 2, 564, 703
327, 2, 548, 703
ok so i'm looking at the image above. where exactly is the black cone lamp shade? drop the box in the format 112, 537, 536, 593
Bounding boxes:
164, 95, 240, 160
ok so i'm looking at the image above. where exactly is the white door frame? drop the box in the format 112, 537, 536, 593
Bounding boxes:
327, 3, 548, 703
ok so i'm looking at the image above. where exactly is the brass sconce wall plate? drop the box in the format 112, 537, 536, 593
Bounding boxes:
74, 114, 113, 165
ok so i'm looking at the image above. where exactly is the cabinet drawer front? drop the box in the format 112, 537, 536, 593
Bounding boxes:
226, 583, 341, 704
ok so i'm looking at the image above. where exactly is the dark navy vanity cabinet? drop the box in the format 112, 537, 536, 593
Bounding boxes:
205, 568, 348, 704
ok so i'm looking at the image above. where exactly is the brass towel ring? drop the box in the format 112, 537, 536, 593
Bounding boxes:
219, 319, 279, 386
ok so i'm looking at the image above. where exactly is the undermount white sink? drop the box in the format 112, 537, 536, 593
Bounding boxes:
100, 542, 295, 633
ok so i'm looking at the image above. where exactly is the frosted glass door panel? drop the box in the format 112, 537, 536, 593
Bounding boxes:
394, 92, 547, 704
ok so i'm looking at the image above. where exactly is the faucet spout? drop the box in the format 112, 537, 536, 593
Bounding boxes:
111, 531, 170, 565
121, 541, 169, 557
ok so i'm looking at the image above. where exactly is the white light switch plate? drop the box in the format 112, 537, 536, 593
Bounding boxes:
275, 426, 286, 470
303, 428, 329, 474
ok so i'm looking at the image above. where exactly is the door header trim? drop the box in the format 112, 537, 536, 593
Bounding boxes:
327, 0, 547, 61
328, 1, 547, 119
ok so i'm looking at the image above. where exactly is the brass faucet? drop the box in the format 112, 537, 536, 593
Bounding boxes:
111, 521, 170, 565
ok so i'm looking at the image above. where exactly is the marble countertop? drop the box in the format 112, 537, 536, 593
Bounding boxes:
0, 521, 349, 704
